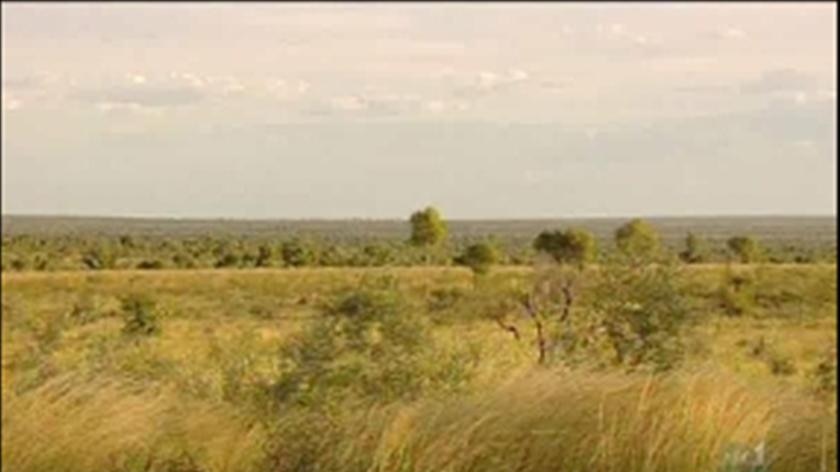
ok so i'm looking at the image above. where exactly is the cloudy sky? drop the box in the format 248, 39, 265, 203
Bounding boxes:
1, 3, 836, 218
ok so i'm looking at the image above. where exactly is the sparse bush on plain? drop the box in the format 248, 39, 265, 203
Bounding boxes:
120, 294, 161, 337
533, 227, 597, 267
454, 241, 499, 277
270, 281, 474, 408
615, 218, 661, 261
281, 239, 315, 267
728, 236, 764, 264
680, 232, 708, 264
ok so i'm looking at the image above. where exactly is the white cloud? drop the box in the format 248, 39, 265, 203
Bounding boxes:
170, 72, 205, 88
208, 76, 247, 94
330, 95, 368, 111
508, 69, 529, 82
424, 99, 469, 114
715, 27, 748, 39
2, 95, 23, 111
461, 68, 531, 96
128, 73, 147, 85
316, 92, 449, 117
266, 79, 310, 100
94, 101, 167, 118
74, 75, 205, 111
597, 23, 626, 37
592, 22, 662, 50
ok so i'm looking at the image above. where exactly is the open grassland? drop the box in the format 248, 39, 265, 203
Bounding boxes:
2, 264, 837, 472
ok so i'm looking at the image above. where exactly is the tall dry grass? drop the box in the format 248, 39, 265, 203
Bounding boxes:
1, 374, 266, 472
268, 369, 836, 472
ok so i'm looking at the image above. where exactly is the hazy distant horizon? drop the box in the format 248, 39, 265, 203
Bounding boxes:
2, 211, 836, 223
2, 3, 836, 219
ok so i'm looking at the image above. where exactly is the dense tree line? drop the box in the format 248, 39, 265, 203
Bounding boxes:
1, 208, 835, 272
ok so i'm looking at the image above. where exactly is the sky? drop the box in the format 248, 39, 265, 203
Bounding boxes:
1, 2, 836, 219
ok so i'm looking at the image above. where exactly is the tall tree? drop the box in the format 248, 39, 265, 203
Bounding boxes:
409, 206, 448, 248
679, 232, 707, 264
614, 218, 660, 260
533, 228, 597, 268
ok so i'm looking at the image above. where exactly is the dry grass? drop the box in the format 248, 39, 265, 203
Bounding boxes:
1, 265, 836, 472
2, 374, 266, 472
268, 369, 836, 472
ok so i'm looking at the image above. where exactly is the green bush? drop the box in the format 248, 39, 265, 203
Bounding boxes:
281, 239, 315, 267
533, 228, 597, 267
454, 241, 499, 276
136, 259, 165, 270
120, 295, 160, 337
426, 286, 468, 312
271, 282, 472, 408
614, 219, 661, 260
809, 345, 836, 395
81, 246, 116, 270
586, 257, 689, 371
679, 232, 707, 264
718, 268, 756, 317
727, 236, 764, 263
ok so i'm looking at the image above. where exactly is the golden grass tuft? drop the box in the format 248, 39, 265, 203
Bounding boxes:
1, 374, 267, 472
268, 369, 835, 472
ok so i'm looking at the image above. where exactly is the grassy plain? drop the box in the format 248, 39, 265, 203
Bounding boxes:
1, 264, 837, 472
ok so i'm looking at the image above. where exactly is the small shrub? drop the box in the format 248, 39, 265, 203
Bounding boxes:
173, 254, 195, 269
281, 240, 315, 267
718, 269, 756, 317
587, 257, 688, 371
727, 236, 763, 263
454, 241, 499, 276
81, 247, 116, 270
214, 252, 240, 268
120, 295, 160, 337
427, 287, 467, 312
271, 283, 472, 408
679, 232, 707, 264
766, 352, 797, 377
66, 294, 103, 325
810, 345, 837, 395
136, 259, 164, 270
744, 337, 797, 377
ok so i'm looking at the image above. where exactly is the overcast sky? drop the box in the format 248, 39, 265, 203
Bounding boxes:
1, 3, 836, 219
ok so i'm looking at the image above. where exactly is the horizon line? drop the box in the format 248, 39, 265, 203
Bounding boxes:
2, 212, 837, 222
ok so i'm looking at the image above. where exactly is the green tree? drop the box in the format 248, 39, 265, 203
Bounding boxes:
533, 228, 597, 267
281, 239, 315, 267
409, 206, 448, 248
214, 251, 240, 268
679, 232, 707, 264
727, 236, 763, 263
455, 241, 499, 277
81, 245, 116, 270
255, 243, 274, 268
614, 218, 660, 260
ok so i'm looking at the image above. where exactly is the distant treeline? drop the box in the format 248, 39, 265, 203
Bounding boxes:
1, 213, 835, 271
